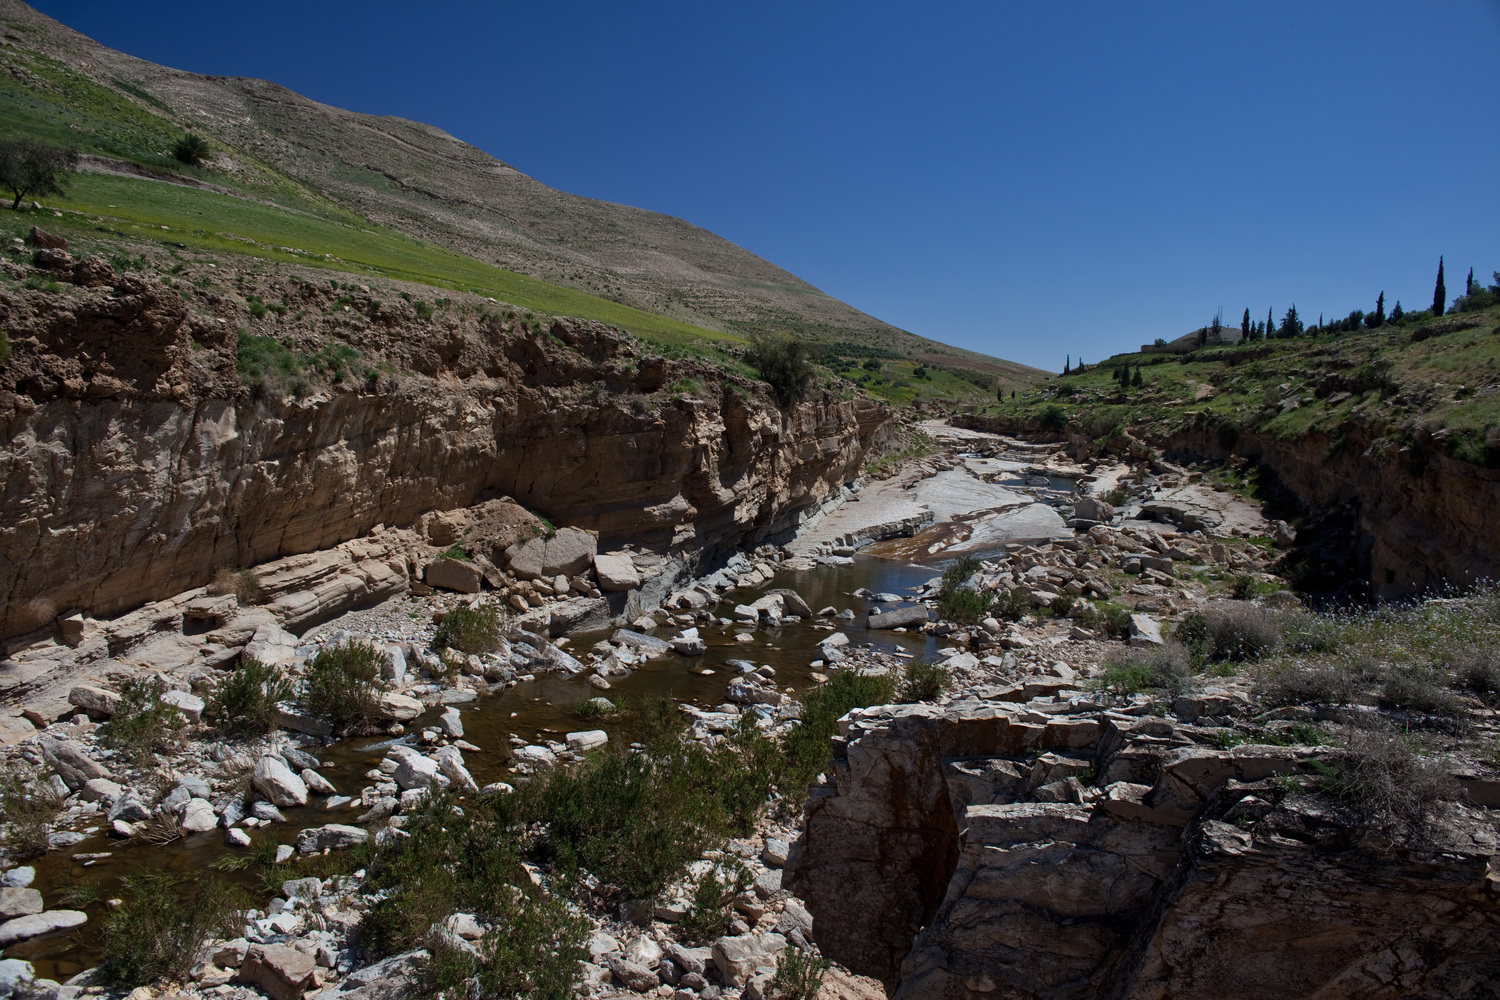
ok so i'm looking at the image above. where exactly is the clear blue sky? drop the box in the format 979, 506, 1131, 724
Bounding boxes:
35, 1, 1500, 370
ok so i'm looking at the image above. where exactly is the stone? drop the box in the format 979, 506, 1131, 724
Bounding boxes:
868, 606, 931, 630
376, 692, 424, 721
276, 704, 334, 737
300, 769, 336, 795
762, 838, 790, 868
664, 943, 710, 976
160, 689, 205, 724
79, 778, 123, 803
66, 684, 120, 717
432, 746, 478, 792
0, 959, 34, 998
594, 553, 641, 592
226, 828, 252, 848
765, 588, 813, 618
39, 738, 110, 790
25, 226, 66, 249
426, 558, 482, 594
382, 645, 408, 683
107, 791, 150, 824
436, 707, 464, 738
296, 824, 369, 854
182, 798, 219, 833
239, 943, 316, 1000
623, 934, 663, 969
0, 911, 87, 947
1128, 613, 1163, 647
673, 635, 707, 656
0, 888, 43, 920
752, 869, 783, 899
0, 869, 34, 889
566, 730, 608, 752
547, 597, 612, 636
711, 933, 787, 986
607, 957, 659, 993
215, 939, 251, 969
332, 949, 428, 1000
253, 756, 310, 808
390, 749, 442, 790
252, 801, 288, 823
1074, 496, 1115, 522
612, 629, 674, 657
512, 745, 557, 769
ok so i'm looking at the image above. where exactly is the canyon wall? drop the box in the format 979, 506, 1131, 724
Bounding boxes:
0, 277, 888, 640
787, 701, 1500, 999
954, 412, 1500, 601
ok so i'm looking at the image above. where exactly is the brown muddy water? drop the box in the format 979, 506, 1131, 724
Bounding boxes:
13, 555, 948, 979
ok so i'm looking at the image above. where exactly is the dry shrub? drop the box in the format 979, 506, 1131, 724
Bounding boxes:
1102, 644, 1192, 694
1322, 723, 1459, 836
1455, 648, 1500, 705
1378, 664, 1463, 717
0, 766, 62, 858
19, 596, 57, 632
208, 566, 263, 605
1203, 601, 1282, 662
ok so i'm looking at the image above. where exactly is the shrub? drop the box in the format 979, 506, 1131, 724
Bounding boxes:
433, 603, 504, 654
302, 641, 383, 736
171, 133, 210, 166
768, 946, 830, 1000
439, 544, 469, 561
1378, 664, 1462, 716
1320, 723, 1459, 837
0, 139, 78, 209
0, 765, 61, 858
1202, 601, 1281, 662
1229, 573, 1257, 600
1102, 644, 1191, 694
1037, 404, 1067, 431
1456, 649, 1500, 705
1102, 485, 1130, 506
98, 870, 246, 987
937, 587, 992, 624
99, 676, 186, 767
1074, 601, 1131, 638
745, 332, 815, 408
782, 668, 896, 795
1260, 660, 1361, 706
898, 658, 951, 702
208, 566, 263, 605
1173, 611, 1210, 662
205, 657, 294, 736
678, 859, 753, 945
990, 588, 1030, 622
361, 793, 586, 1000
940, 555, 980, 592
0, 329, 9, 368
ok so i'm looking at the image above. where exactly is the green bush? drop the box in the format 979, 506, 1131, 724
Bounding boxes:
990, 588, 1031, 622
433, 603, 504, 654
1202, 601, 1281, 662
1074, 601, 1131, 638
1456, 649, 1500, 705
0, 329, 10, 368
898, 659, 951, 702
439, 544, 470, 561
171, 133, 210, 166
205, 657, 294, 736
1229, 573, 1257, 599
1378, 664, 1462, 717
745, 332, 815, 408
782, 668, 896, 795
678, 858, 753, 945
1102, 644, 1191, 694
361, 793, 586, 1000
768, 946, 830, 1000
98, 871, 245, 987
1037, 404, 1067, 431
302, 641, 383, 736
0, 765, 60, 859
936, 587, 992, 624
99, 676, 186, 767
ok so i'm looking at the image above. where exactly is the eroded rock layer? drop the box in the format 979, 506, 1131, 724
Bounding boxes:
787, 702, 1500, 999
0, 279, 888, 639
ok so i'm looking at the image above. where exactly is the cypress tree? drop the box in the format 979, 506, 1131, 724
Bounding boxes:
1131, 366, 1143, 388
1467, 267, 1475, 298
1266, 307, 1275, 340
1433, 256, 1445, 316
1064, 355, 1070, 374
1375, 291, 1385, 325
1241, 308, 1250, 342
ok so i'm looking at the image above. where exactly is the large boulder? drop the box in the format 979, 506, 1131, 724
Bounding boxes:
296, 824, 369, 854
239, 943, 316, 1000
868, 606, 931, 630
376, 692, 423, 721
765, 588, 813, 618
0, 910, 87, 947
0, 888, 43, 920
594, 553, 641, 592
505, 528, 598, 580
67, 684, 120, 717
426, 557, 482, 594
712, 933, 787, 986
252, 757, 309, 808
1074, 496, 1116, 522
38, 738, 110, 790
1128, 614, 1163, 647
547, 597, 611, 636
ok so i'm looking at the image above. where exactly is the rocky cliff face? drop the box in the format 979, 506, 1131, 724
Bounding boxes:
0, 276, 888, 639
954, 412, 1500, 602
787, 701, 1500, 999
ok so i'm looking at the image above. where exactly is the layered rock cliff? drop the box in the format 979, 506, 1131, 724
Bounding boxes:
0, 273, 889, 640
787, 701, 1500, 999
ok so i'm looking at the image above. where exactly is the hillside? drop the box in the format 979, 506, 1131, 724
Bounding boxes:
0, 0, 1045, 393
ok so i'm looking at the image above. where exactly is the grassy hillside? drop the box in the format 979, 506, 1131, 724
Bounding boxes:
982, 302, 1500, 467
0, 0, 1047, 391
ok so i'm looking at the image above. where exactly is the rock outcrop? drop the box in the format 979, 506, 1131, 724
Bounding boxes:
787, 701, 1500, 999
0, 280, 889, 639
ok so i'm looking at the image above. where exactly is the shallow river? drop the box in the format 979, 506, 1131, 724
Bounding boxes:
14, 555, 952, 979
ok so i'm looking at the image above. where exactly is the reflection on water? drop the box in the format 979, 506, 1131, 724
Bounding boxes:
17, 555, 942, 978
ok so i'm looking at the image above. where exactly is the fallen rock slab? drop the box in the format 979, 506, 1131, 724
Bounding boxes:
868, 606, 931, 630
0, 910, 88, 947
239, 943, 316, 1000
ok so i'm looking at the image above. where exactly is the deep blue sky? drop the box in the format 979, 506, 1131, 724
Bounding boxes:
35, 1, 1500, 370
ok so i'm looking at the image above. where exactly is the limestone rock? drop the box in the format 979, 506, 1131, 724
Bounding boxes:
868, 606, 931, 629
67, 684, 120, 717
566, 730, 608, 752
0, 888, 43, 920
1128, 614, 1163, 647
377, 692, 423, 721
252, 756, 310, 808
426, 558, 482, 594
712, 933, 787, 986
296, 824, 369, 854
239, 943, 316, 1000
0, 910, 87, 947
594, 553, 641, 592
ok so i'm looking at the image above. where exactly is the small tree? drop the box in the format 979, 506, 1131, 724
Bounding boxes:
1131, 366, 1144, 388
1432, 256, 1445, 317
1366, 291, 1385, 328
0, 139, 78, 210
1063, 355, 1070, 374
172, 133, 211, 166
1390, 300, 1404, 323
1278, 305, 1302, 338
1241, 307, 1250, 341
1266, 307, 1274, 340
1466, 267, 1474, 298
746, 332, 815, 408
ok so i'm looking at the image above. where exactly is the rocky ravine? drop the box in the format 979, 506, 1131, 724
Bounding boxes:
0, 268, 890, 642
788, 701, 1500, 999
